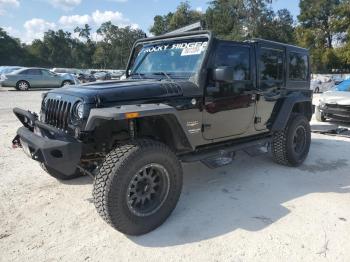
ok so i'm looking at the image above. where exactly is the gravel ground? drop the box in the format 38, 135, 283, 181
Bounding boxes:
1, 87, 350, 262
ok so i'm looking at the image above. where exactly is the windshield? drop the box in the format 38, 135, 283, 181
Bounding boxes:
335, 79, 350, 91
130, 38, 208, 79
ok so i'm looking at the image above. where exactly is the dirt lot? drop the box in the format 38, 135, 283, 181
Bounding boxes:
1, 88, 350, 262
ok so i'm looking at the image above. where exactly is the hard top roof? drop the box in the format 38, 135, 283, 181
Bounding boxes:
246, 38, 308, 52
136, 30, 308, 53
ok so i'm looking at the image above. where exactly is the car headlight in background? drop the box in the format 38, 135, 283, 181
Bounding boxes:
0, 74, 7, 80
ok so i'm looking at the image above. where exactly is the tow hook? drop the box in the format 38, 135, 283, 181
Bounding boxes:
12, 135, 22, 149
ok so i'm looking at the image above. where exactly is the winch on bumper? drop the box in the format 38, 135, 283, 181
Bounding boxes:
12, 107, 82, 177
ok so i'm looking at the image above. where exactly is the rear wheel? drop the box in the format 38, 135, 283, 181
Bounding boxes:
314, 87, 320, 93
93, 139, 183, 235
271, 114, 311, 166
61, 80, 72, 87
16, 80, 30, 91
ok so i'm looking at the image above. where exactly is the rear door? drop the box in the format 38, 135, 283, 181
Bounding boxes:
255, 44, 286, 131
203, 42, 256, 140
24, 69, 43, 87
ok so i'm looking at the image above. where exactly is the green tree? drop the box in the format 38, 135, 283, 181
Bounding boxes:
297, 0, 349, 72
74, 24, 92, 42
205, 0, 294, 42
298, 0, 341, 49
149, 13, 174, 35
150, 1, 203, 36
94, 22, 145, 68
205, 0, 246, 40
168, 1, 203, 30
0, 28, 27, 66
73, 24, 96, 68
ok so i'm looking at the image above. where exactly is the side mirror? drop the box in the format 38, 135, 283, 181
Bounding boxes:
212, 66, 234, 83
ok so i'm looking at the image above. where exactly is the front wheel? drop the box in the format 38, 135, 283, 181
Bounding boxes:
93, 139, 183, 235
271, 114, 311, 167
16, 80, 30, 91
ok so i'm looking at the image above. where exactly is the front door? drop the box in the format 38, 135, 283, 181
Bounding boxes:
41, 69, 61, 88
203, 42, 256, 140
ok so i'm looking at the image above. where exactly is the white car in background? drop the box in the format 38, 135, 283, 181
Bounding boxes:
311, 80, 322, 93
316, 79, 350, 122
311, 77, 336, 93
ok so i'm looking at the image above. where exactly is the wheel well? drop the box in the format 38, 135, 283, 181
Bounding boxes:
136, 115, 192, 153
61, 80, 72, 85
88, 115, 192, 154
292, 102, 313, 121
16, 80, 30, 86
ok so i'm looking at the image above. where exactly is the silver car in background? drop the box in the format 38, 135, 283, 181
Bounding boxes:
0, 68, 77, 91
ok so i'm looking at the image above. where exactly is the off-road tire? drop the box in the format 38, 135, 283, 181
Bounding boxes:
40, 163, 83, 180
93, 139, 183, 235
16, 80, 30, 91
271, 114, 311, 167
315, 106, 326, 122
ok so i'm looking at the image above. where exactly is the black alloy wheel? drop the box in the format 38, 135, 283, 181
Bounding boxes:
126, 163, 170, 217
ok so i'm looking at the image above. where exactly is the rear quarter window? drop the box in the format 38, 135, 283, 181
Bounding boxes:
289, 52, 308, 81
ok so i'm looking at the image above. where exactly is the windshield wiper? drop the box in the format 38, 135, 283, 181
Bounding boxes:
152, 72, 173, 80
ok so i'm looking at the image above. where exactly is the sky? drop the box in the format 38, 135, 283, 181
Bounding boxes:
0, 0, 300, 43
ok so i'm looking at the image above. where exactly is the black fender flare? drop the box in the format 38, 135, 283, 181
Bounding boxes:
84, 103, 194, 149
271, 94, 313, 132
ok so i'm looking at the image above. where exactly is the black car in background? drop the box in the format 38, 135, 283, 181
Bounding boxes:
77, 73, 96, 83
93, 71, 112, 81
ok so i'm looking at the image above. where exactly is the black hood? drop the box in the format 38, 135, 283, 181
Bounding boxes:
47, 79, 188, 104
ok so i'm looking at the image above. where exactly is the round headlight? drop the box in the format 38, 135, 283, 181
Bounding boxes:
41, 97, 49, 110
75, 102, 85, 119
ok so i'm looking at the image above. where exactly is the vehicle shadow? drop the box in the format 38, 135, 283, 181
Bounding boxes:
8, 88, 54, 92
129, 136, 350, 247
60, 175, 93, 185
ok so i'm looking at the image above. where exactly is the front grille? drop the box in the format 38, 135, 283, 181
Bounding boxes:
44, 98, 72, 129
326, 104, 350, 112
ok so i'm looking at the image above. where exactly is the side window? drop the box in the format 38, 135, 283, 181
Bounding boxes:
215, 45, 250, 81
19, 70, 28, 75
41, 69, 54, 76
259, 48, 284, 81
289, 52, 308, 81
26, 69, 42, 75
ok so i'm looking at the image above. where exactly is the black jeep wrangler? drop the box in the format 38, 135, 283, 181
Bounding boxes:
12, 29, 312, 235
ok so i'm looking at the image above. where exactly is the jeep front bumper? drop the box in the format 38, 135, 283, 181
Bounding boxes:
13, 107, 82, 177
